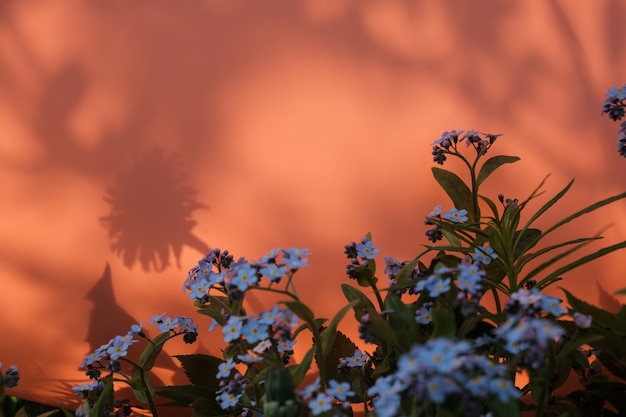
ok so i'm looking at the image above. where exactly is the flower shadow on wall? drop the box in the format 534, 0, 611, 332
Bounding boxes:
100, 149, 209, 272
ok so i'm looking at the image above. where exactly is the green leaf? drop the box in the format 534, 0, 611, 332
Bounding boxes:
157, 384, 217, 407
538, 240, 626, 289
479, 194, 500, 222
174, 354, 222, 388
477, 155, 520, 186
139, 332, 170, 371
385, 294, 418, 350
431, 304, 456, 339
367, 308, 398, 346
281, 301, 315, 325
91, 376, 114, 417
316, 330, 359, 385
319, 302, 358, 356
289, 346, 316, 387
393, 257, 420, 285
615, 288, 626, 296
487, 397, 521, 417
431, 167, 473, 219
341, 284, 376, 321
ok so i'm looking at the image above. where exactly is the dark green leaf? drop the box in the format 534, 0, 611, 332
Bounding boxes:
281, 301, 315, 325
289, 347, 316, 387
139, 332, 170, 371
341, 284, 376, 321
431, 167, 473, 219
385, 294, 418, 350
157, 384, 216, 406
319, 302, 358, 356
431, 304, 456, 339
477, 155, 520, 186
174, 354, 222, 388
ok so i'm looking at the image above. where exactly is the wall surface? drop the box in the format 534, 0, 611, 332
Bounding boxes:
1, 0, 625, 408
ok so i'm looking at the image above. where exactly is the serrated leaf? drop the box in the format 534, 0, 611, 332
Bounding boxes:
319, 302, 358, 357
476, 155, 520, 186
432, 167, 474, 220
157, 384, 216, 405
174, 354, 222, 388
314, 329, 359, 385
192, 396, 232, 417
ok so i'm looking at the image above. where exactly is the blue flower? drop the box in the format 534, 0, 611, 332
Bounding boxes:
241, 319, 269, 344
222, 316, 243, 343
540, 295, 567, 317
216, 358, 236, 379
443, 208, 468, 223
327, 379, 354, 402
260, 263, 287, 282
308, 392, 333, 416
472, 245, 498, 265
344, 349, 368, 367
356, 239, 379, 260
282, 247, 310, 269
607, 85, 626, 100
229, 263, 259, 291
297, 377, 320, 399
426, 277, 451, 297
415, 305, 433, 324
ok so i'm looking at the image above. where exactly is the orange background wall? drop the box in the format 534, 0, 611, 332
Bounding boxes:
1, 0, 626, 407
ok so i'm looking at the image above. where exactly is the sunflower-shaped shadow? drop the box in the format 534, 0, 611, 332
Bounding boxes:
101, 149, 209, 272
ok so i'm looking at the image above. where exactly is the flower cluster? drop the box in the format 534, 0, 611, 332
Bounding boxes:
183, 247, 310, 302
367, 338, 520, 417
431, 129, 502, 165
73, 314, 198, 398
484, 287, 569, 370
602, 84, 626, 157
0, 362, 19, 389
59, 118, 626, 417
214, 306, 300, 409
424, 204, 470, 242
297, 377, 355, 415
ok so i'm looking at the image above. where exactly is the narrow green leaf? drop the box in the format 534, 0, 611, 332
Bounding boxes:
518, 236, 602, 286
479, 194, 500, 222
289, 346, 316, 387
91, 376, 114, 417
431, 167, 473, 219
538, 240, 626, 289
139, 332, 170, 371
615, 288, 626, 296
477, 155, 520, 186
539, 190, 626, 240
393, 257, 420, 285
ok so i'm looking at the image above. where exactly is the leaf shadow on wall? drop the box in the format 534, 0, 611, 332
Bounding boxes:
100, 149, 210, 272
85, 264, 190, 400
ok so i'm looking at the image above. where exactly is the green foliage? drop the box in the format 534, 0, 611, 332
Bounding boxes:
24, 127, 626, 417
